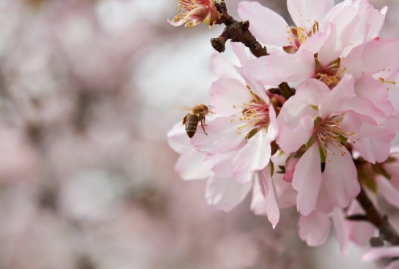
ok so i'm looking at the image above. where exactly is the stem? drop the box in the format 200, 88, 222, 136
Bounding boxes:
356, 186, 399, 245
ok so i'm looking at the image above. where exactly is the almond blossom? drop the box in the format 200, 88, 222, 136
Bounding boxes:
167, 0, 220, 28
362, 246, 399, 268
167, 0, 399, 263
276, 74, 399, 215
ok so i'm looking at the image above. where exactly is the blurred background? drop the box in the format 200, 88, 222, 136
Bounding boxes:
0, 0, 397, 268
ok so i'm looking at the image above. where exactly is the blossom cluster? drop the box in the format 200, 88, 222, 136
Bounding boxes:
168, 0, 399, 262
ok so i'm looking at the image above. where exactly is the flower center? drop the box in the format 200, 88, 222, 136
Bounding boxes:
171, 0, 219, 28
314, 114, 357, 157
283, 21, 319, 54
315, 56, 346, 88
231, 86, 270, 138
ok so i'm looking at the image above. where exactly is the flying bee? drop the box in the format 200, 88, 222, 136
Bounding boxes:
182, 104, 211, 138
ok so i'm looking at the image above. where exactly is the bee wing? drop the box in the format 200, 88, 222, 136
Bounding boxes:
173, 105, 192, 112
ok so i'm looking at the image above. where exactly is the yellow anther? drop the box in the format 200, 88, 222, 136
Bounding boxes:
379, 77, 396, 85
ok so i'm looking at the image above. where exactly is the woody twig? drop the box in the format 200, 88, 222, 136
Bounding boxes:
211, 0, 268, 58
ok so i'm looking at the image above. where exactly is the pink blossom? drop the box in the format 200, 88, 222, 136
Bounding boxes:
167, 0, 220, 28
167, 122, 252, 211
362, 246, 399, 266
277, 75, 370, 214
238, 0, 334, 52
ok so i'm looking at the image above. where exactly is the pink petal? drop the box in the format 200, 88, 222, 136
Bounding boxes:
230, 42, 250, 67
295, 78, 330, 105
384, 160, 399, 192
237, 67, 269, 103
341, 96, 387, 125
167, 18, 185, 27
362, 246, 399, 262
191, 116, 245, 154
354, 133, 393, 164
376, 176, 399, 208
240, 57, 282, 86
205, 175, 252, 211
238, 1, 289, 46
347, 200, 376, 247
319, 74, 355, 119
293, 143, 322, 216
340, 111, 362, 134
357, 115, 399, 137
318, 7, 358, 67
316, 183, 334, 214
210, 78, 251, 115
258, 166, 280, 228
355, 73, 393, 118
167, 122, 191, 154
388, 74, 399, 114
251, 177, 267, 215
232, 129, 271, 183
365, 8, 387, 42
342, 39, 399, 78
265, 49, 315, 83
288, 0, 334, 32
277, 114, 314, 154
267, 103, 278, 141
277, 97, 317, 130
209, 52, 242, 81
323, 143, 360, 208
175, 149, 212, 180
283, 157, 299, 183
275, 181, 297, 209
332, 208, 350, 256
203, 149, 238, 178
299, 212, 331, 246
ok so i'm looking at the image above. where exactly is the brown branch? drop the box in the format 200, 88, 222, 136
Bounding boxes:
356, 186, 399, 245
211, 1, 268, 58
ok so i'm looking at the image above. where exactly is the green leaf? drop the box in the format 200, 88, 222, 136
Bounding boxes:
246, 128, 260, 140
319, 144, 326, 163
313, 116, 321, 127
278, 165, 286, 174
338, 134, 348, 143
327, 58, 341, 70
314, 57, 322, 73
306, 136, 316, 149
270, 162, 274, 177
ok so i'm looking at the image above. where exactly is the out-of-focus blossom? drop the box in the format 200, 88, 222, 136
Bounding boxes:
362, 246, 399, 269
167, 0, 220, 28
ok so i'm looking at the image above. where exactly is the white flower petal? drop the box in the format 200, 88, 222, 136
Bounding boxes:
205, 175, 252, 211
175, 149, 212, 180
299, 212, 331, 246
293, 143, 322, 216
238, 1, 289, 46
324, 143, 359, 208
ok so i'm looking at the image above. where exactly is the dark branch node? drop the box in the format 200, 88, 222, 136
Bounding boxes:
212, 1, 268, 58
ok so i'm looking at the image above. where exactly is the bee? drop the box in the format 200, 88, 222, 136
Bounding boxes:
182, 104, 211, 138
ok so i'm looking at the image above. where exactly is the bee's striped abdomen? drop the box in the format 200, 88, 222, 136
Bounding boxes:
185, 114, 199, 138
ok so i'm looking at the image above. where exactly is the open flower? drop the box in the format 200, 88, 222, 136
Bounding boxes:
238, 0, 387, 54
167, 0, 220, 28
238, 0, 334, 53
277, 75, 361, 215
